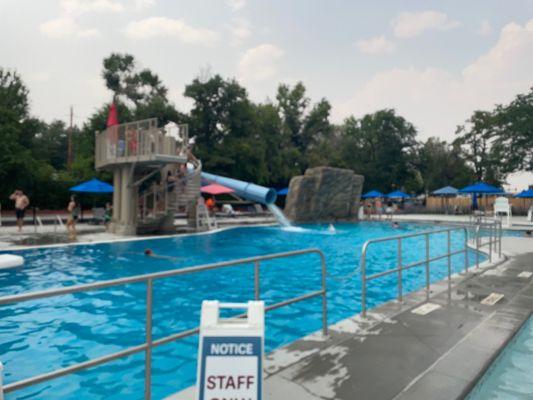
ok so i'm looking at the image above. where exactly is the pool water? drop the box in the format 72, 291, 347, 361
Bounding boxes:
467, 316, 533, 400
0, 222, 483, 399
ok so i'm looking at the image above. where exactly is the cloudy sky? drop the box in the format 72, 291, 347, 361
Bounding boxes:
1, 0, 532, 187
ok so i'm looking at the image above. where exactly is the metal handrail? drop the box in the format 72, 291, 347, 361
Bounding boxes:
360, 227, 469, 317
0, 248, 327, 399
474, 220, 502, 267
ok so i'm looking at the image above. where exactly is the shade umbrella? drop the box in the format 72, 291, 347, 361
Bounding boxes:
459, 182, 504, 211
362, 190, 384, 199
277, 188, 289, 196
70, 178, 113, 193
515, 189, 533, 198
432, 186, 458, 214
201, 183, 234, 195
386, 190, 411, 199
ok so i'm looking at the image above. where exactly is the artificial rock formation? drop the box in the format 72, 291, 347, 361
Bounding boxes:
284, 167, 364, 222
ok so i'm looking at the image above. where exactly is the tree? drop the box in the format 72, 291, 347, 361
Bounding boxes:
491, 88, 533, 173
454, 111, 502, 184
337, 109, 419, 192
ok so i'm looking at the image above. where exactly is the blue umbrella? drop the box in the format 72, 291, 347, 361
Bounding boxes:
459, 182, 503, 194
386, 190, 411, 199
362, 190, 384, 199
515, 189, 533, 198
432, 186, 458, 196
70, 178, 114, 193
277, 188, 289, 196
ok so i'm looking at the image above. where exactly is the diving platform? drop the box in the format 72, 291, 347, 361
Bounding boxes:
95, 119, 187, 170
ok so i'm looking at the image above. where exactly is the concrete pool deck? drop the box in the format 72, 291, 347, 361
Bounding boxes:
171, 236, 533, 400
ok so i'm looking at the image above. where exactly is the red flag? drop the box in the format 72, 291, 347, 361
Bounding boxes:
106, 102, 119, 127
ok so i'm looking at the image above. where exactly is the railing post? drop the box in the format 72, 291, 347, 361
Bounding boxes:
463, 228, 469, 272
489, 223, 493, 262
475, 227, 480, 269
447, 230, 452, 281
498, 222, 502, 258
320, 252, 328, 337
361, 250, 367, 318
145, 279, 153, 400
397, 238, 403, 303
254, 261, 260, 300
0, 361, 4, 400
425, 233, 430, 299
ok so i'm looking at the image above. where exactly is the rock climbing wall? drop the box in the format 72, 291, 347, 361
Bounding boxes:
284, 166, 364, 222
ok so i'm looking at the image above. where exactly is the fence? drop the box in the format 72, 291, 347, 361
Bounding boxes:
360, 221, 502, 317
426, 195, 533, 215
0, 248, 327, 400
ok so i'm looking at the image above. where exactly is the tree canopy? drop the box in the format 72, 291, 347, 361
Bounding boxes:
1, 53, 531, 209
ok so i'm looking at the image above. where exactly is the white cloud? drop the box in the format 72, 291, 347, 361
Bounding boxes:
124, 17, 219, 45
134, 0, 155, 10
227, 18, 251, 45
227, 0, 246, 11
391, 11, 460, 38
356, 35, 395, 55
61, 0, 124, 15
334, 19, 533, 141
477, 20, 492, 36
40, 16, 100, 39
238, 44, 283, 82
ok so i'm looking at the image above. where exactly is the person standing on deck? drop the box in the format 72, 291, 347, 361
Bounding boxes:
66, 195, 80, 240
9, 190, 29, 232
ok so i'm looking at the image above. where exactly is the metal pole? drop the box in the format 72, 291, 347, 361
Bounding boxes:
489, 224, 493, 262
145, 279, 153, 400
425, 233, 430, 299
320, 253, 328, 337
476, 227, 479, 269
254, 261, 260, 300
447, 230, 451, 281
0, 361, 4, 400
397, 238, 403, 302
361, 251, 367, 318
464, 228, 469, 272
498, 222, 502, 258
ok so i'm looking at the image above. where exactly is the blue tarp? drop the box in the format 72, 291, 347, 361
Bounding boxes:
277, 188, 289, 195
459, 182, 503, 194
362, 190, 384, 199
432, 186, 458, 196
386, 190, 411, 199
515, 189, 533, 198
70, 178, 113, 193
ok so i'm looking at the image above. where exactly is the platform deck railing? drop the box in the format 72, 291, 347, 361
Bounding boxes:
0, 248, 327, 400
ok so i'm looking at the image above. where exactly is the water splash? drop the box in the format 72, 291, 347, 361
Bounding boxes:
267, 204, 292, 227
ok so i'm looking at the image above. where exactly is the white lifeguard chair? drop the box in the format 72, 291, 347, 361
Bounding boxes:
494, 197, 512, 227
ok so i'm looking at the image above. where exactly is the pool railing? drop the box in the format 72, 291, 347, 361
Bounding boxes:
360, 221, 502, 317
0, 248, 328, 400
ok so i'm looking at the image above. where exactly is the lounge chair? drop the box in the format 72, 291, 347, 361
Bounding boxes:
493, 197, 512, 227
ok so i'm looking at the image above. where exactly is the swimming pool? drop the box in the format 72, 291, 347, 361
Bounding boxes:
467, 316, 533, 399
0, 222, 484, 399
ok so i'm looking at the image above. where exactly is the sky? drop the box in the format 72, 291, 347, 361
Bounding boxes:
1, 0, 532, 189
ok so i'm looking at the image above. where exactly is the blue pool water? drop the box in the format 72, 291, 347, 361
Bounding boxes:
468, 316, 533, 400
0, 222, 484, 399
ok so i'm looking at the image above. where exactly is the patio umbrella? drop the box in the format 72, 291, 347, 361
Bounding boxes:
201, 183, 234, 195
277, 188, 289, 196
515, 189, 533, 198
362, 190, 384, 199
70, 178, 113, 193
432, 186, 458, 214
386, 190, 411, 199
459, 182, 503, 211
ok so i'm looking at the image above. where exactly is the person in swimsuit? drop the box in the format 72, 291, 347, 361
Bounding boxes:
144, 248, 179, 261
66, 195, 80, 240
9, 189, 30, 232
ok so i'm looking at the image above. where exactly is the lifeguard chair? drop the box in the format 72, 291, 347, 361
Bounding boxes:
493, 196, 512, 227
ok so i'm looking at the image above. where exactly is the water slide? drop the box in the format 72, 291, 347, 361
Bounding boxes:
201, 172, 278, 205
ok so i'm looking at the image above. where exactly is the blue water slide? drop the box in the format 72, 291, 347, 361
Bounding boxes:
201, 172, 277, 204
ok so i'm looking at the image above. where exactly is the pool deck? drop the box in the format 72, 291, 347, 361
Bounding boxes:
171, 236, 533, 400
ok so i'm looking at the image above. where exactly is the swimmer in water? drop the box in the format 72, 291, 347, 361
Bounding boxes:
392, 222, 399, 228
143, 248, 179, 261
